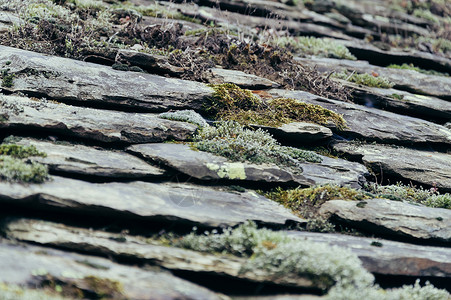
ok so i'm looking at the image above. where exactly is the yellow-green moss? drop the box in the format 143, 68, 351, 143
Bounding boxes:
207, 83, 346, 130
83, 276, 124, 299
332, 72, 394, 88
0, 144, 47, 159
266, 185, 371, 219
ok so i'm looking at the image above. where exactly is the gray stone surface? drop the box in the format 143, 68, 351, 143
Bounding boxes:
295, 57, 451, 100
256, 122, 333, 144
0, 238, 225, 300
0, 45, 212, 111
127, 143, 368, 188
0, 95, 197, 143
205, 68, 280, 89
333, 142, 451, 192
14, 138, 166, 179
269, 89, 451, 145
0, 176, 305, 228
3, 218, 321, 290
128, 143, 314, 186
116, 49, 185, 75
286, 231, 451, 277
319, 198, 451, 244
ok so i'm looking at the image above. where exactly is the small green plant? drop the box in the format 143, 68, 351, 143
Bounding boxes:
208, 83, 346, 130
273, 36, 357, 60
1, 69, 14, 88
332, 72, 394, 88
387, 63, 449, 77
0, 155, 49, 183
364, 182, 451, 209
0, 283, 70, 300
174, 221, 374, 290
0, 144, 47, 158
193, 121, 322, 171
390, 93, 404, 100
266, 184, 371, 218
159, 110, 209, 128
326, 279, 449, 300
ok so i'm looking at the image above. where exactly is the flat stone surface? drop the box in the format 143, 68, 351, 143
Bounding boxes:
0, 239, 225, 300
116, 49, 185, 75
0, 176, 305, 228
339, 41, 451, 76
127, 143, 368, 188
286, 231, 451, 278
127, 143, 314, 186
333, 142, 451, 192
349, 85, 451, 122
296, 57, 451, 100
0, 95, 197, 144
205, 68, 280, 89
256, 122, 333, 144
319, 198, 451, 244
0, 45, 212, 111
3, 218, 323, 290
14, 138, 166, 179
269, 89, 451, 146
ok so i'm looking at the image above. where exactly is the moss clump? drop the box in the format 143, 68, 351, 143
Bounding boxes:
1, 69, 14, 88
387, 63, 449, 77
390, 93, 404, 100
0, 283, 70, 300
364, 182, 451, 209
273, 36, 357, 60
174, 221, 373, 290
159, 110, 208, 128
266, 184, 371, 219
208, 83, 346, 130
332, 72, 394, 88
193, 121, 322, 171
326, 279, 449, 300
83, 276, 124, 299
0, 156, 49, 183
0, 144, 47, 159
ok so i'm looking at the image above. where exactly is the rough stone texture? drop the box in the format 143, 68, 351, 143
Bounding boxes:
256, 122, 333, 144
171, 1, 355, 40
0, 45, 212, 111
0, 239, 226, 300
340, 40, 451, 76
205, 68, 280, 89
128, 143, 314, 186
319, 198, 451, 244
14, 138, 166, 179
0, 176, 305, 228
3, 218, 322, 290
348, 85, 451, 123
0, 95, 197, 144
332, 142, 451, 192
286, 231, 451, 278
127, 143, 368, 188
115, 49, 185, 75
269, 89, 451, 146
296, 57, 451, 100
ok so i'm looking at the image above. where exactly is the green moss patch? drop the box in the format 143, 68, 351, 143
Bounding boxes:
0, 144, 47, 159
364, 182, 451, 209
332, 72, 394, 88
174, 221, 374, 291
273, 36, 357, 60
0, 156, 49, 183
207, 83, 346, 130
193, 121, 322, 171
266, 184, 371, 219
0, 143, 48, 183
387, 63, 449, 77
